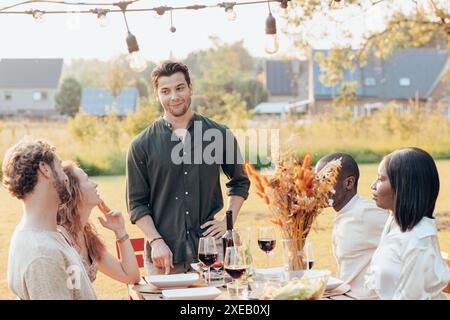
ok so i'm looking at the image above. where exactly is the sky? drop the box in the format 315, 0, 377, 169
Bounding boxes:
0, 0, 430, 63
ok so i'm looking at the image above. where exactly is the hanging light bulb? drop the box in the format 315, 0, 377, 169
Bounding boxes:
225, 4, 237, 21
126, 32, 147, 73
279, 0, 289, 15
97, 9, 109, 28
265, 12, 279, 54
30, 10, 44, 23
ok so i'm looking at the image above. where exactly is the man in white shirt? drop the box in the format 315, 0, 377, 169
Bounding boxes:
316, 153, 388, 298
2, 138, 96, 300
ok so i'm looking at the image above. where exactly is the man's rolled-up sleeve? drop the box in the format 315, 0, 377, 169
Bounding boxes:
221, 131, 250, 200
126, 141, 151, 224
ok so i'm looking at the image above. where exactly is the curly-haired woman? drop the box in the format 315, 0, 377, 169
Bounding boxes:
57, 160, 140, 285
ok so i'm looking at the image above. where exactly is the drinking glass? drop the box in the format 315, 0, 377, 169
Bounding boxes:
257, 227, 276, 267
224, 246, 248, 289
198, 237, 218, 285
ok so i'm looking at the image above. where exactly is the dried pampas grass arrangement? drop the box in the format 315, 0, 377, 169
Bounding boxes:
244, 154, 341, 270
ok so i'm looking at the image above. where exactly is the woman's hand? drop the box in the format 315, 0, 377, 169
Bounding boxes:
97, 200, 126, 235
98, 210, 126, 235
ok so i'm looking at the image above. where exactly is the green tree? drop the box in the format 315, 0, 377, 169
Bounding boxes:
233, 78, 269, 109
125, 97, 160, 136
104, 58, 130, 98
61, 59, 108, 87
54, 77, 82, 117
197, 92, 252, 128
68, 113, 99, 143
132, 77, 149, 98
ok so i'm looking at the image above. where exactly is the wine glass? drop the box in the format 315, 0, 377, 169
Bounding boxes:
305, 240, 314, 270
198, 237, 218, 285
258, 227, 277, 267
224, 246, 248, 286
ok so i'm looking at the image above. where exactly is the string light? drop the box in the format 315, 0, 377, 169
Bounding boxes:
92, 8, 110, 27
2, 0, 293, 69
153, 5, 170, 19
219, 2, 237, 21
265, 1, 279, 54
26, 9, 45, 23
116, 1, 147, 72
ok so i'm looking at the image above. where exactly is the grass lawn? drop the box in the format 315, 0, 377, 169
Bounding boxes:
1, 161, 450, 299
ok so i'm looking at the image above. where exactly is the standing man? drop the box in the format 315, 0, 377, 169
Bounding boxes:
3, 138, 96, 299
126, 61, 250, 275
315, 153, 388, 298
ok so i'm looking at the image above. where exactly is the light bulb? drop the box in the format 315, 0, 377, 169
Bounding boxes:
330, 0, 343, 10
265, 12, 278, 54
265, 34, 279, 54
32, 11, 44, 23
226, 7, 237, 21
98, 13, 109, 28
128, 51, 147, 73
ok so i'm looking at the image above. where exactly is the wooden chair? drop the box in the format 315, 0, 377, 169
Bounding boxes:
115, 237, 145, 299
115, 237, 145, 268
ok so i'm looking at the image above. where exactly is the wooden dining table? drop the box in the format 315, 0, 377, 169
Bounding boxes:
128, 275, 359, 301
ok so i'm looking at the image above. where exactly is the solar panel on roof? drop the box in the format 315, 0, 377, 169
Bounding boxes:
81, 87, 138, 116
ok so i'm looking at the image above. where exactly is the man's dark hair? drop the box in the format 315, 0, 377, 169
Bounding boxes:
319, 152, 360, 190
151, 61, 191, 91
385, 147, 439, 232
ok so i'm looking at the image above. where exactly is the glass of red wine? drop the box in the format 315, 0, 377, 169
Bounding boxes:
224, 246, 248, 290
258, 227, 276, 267
198, 237, 218, 285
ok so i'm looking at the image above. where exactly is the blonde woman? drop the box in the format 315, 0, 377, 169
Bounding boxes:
57, 160, 140, 284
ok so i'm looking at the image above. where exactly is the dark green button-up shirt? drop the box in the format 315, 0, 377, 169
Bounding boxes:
126, 113, 250, 264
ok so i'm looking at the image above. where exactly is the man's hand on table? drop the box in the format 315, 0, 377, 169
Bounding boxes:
151, 239, 174, 274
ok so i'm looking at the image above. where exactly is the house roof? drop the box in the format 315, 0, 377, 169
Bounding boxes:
254, 102, 291, 114
313, 48, 448, 99
0, 58, 63, 89
266, 60, 296, 96
81, 87, 139, 116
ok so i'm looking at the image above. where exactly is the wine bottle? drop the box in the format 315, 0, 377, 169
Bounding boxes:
222, 210, 234, 257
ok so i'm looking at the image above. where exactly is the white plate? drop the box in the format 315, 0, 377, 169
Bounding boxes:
162, 287, 221, 300
326, 277, 344, 291
254, 267, 285, 278
146, 273, 199, 289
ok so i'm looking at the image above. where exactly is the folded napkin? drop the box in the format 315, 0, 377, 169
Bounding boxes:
322, 283, 351, 298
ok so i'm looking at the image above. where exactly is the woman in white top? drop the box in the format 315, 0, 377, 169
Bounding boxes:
366, 147, 450, 299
